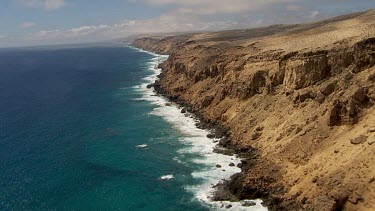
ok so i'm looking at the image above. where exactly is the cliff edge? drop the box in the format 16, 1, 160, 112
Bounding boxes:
132, 10, 375, 211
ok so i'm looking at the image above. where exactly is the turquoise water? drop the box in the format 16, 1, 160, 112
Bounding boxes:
0, 45, 210, 210
0, 44, 266, 211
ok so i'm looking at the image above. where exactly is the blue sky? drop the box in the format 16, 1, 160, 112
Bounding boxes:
0, 0, 375, 47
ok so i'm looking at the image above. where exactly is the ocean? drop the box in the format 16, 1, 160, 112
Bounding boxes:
0, 43, 266, 210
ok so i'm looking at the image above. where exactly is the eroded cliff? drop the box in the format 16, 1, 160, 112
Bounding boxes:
132, 10, 375, 211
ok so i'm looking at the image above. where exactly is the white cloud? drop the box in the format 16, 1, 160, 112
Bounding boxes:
140, 0, 297, 15
3, 0, 365, 47
20, 0, 66, 11
15, 14, 245, 47
19, 22, 37, 29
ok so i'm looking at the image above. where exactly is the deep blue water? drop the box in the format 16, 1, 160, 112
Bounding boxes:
0, 44, 209, 210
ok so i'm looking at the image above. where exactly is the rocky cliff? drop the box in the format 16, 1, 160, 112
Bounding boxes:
132, 10, 375, 211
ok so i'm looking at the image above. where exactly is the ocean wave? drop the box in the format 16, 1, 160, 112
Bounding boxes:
131, 47, 267, 211
160, 175, 174, 180
135, 144, 148, 148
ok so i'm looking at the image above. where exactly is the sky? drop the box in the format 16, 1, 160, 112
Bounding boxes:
0, 0, 375, 47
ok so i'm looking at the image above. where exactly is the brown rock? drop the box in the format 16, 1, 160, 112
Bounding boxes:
202, 96, 214, 108
295, 127, 303, 134
256, 126, 264, 131
312, 177, 318, 183
327, 99, 359, 126
350, 135, 367, 145
315, 92, 326, 103
133, 12, 375, 211
251, 132, 262, 140
368, 139, 375, 145
368, 72, 375, 81
242, 201, 256, 207
348, 193, 364, 205
285, 89, 294, 96
298, 91, 312, 103
283, 53, 329, 89
353, 87, 367, 103
321, 82, 336, 95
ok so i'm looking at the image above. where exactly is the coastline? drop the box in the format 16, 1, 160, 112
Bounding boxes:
129, 11, 375, 211
130, 45, 268, 210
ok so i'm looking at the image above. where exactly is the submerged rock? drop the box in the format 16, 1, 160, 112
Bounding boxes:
242, 201, 256, 207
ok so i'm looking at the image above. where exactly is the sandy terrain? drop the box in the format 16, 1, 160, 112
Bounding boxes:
132, 9, 375, 210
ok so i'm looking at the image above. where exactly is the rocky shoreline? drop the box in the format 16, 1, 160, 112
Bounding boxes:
131, 9, 375, 211
146, 66, 301, 210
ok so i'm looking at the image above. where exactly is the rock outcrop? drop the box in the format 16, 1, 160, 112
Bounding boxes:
132, 9, 375, 211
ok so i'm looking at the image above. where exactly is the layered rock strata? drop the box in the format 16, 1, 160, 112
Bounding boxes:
132, 9, 375, 211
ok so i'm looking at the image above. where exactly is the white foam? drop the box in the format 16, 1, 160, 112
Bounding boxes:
160, 175, 174, 180
130, 46, 268, 211
135, 144, 148, 148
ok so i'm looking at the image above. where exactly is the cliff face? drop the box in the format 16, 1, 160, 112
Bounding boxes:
132, 10, 375, 211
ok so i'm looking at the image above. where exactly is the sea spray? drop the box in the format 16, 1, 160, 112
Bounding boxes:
131, 47, 267, 211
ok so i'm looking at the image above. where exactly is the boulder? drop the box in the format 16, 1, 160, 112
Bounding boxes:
213, 148, 235, 156
350, 135, 367, 145
321, 82, 336, 96
295, 90, 313, 103
327, 99, 359, 126
242, 201, 256, 207
315, 92, 326, 103
353, 87, 367, 103
219, 138, 230, 147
